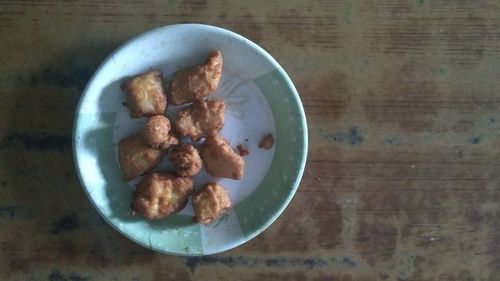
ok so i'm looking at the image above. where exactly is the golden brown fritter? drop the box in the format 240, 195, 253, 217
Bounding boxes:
192, 182, 231, 224
163, 133, 180, 147
175, 99, 225, 141
142, 115, 177, 149
259, 133, 275, 149
169, 144, 202, 177
121, 70, 167, 118
131, 173, 193, 220
118, 134, 166, 181
200, 135, 244, 180
169, 51, 223, 105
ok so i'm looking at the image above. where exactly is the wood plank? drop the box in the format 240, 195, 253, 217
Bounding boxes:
0, 0, 499, 280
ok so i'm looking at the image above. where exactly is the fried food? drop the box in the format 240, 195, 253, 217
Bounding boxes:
163, 133, 179, 147
176, 99, 225, 141
192, 182, 231, 224
131, 173, 193, 220
169, 144, 202, 177
121, 70, 167, 118
259, 133, 275, 149
169, 51, 223, 105
236, 144, 249, 156
200, 135, 244, 180
142, 115, 178, 149
118, 134, 166, 181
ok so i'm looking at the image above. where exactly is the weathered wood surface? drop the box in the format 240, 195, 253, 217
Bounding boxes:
0, 1, 499, 280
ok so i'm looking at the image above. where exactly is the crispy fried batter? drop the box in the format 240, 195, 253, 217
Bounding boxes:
131, 173, 193, 220
170, 51, 223, 105
259, 133, 275, 149
142, 115, 178, 149
192, 182, 231, 224
169, 144, 202, 177
121, 70, 167, 118
118, 134, 165, 181
236, 144, 249, 156
163, 133, 179, 147
175, 99, 225, 141
200, 135, 244, 180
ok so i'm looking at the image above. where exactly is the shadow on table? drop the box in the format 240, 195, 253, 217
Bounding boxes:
0, 40, 137, 240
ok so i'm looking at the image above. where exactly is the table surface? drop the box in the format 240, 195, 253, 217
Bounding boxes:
1, 1, 500, 280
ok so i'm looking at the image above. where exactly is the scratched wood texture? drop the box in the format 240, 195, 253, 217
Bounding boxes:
1, 0, 500, 280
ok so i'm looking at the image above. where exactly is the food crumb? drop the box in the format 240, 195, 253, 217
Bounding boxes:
259, 133, 274, 149
236, 144, 250, 156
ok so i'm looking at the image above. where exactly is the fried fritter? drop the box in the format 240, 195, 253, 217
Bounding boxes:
236, 144, 249, 156
192, 182, 231, 224
131, 173, 193, 220
200, 135, 244, 180
121, 70, 167, 118
175, 99, 225, 141
259, 133, 275, 149
118, 134, 166, 181
142, 115, 178, 149
169, 51, 223, 105
169, 144, 202, 177
163, 133, 180, 147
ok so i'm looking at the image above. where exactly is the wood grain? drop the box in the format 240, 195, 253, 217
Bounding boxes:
0, 0, 499, 280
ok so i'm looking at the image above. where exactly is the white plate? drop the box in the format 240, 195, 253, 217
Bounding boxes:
73, 24, 307, 255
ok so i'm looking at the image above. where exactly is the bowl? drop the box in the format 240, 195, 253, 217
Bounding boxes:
73, 24, 307, 255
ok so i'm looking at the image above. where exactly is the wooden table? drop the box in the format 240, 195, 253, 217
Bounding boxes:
1, 1, 499, 280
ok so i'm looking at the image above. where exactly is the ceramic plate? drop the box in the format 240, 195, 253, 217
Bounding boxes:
73, 24, 307, 256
